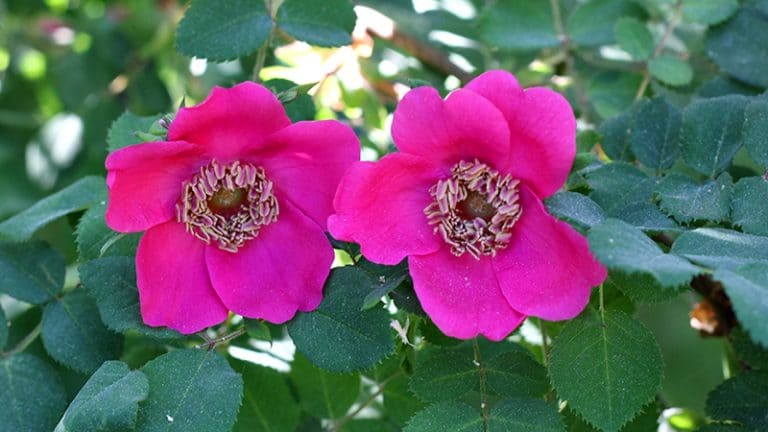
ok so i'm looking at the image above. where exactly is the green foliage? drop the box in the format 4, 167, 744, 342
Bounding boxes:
136, 350, 243, 432
588, 218, 698, 288
648, 56, 693, 87
682, 0, 739, 24
176, 0, 273, 61
290, 353, 360, 419
409, 347, 477, 402
731, 327, 768, 370
0, 306, 6, 350
0, 241, 65, 304
549, 310, 664, 432
546, 192, 606, 231
276, 0, 357, 47
588, 72, 643, 119
55, 361, 149, 432
233, 362, 300, 432
107, 112, 164, 152
714, 263, 768, 347
477, 1, 559, 50
485, 352, 549, 398
489, 398, 565, 432
706, 5, 768, 88
730, 177, 768, 236
743, 96, 768, 167
629, 97, 682, 171
289, 266, 395, 372
383, 373, 426, 426
614, 18, 654, 60
681, 96, 748, 178
0, 354, 67, 432
0, 176, 105, 242
655, 173, 733, 223
706, 371, 768, 430
567, 0, 644, 47
403, 402, 482, 432
79, 257, 181, 339
671, 228, 768, 269
41, 290, 122, 373
75, 202, 140, 261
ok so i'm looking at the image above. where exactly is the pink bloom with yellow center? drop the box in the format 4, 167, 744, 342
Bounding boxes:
328, 70, 607, 341
105, 82, 359, 334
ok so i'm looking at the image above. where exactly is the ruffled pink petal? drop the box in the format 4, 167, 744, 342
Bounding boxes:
252, 120, 359, 229
105, 141, 208, 233
206, 199, 333, 323
465, 70, 576, 198
328, 153, 445, 265
409, 248, 526, 341
492, 186, 607, 320
136, 221, 229, 334
168, 82, 292, 162
391, 86, 511, 169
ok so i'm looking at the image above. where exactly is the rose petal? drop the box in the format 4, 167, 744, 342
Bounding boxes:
493, 186, 607, 320
391, 86, 511, 169
465, 70, 576, 198
328, 152, 445, 265
136, 221, 229, 334
408, 248, 527, 341
253, 120, 359, 229
106, 140, 208, 233
206, 199, 332, 323
168, 82, 292, 161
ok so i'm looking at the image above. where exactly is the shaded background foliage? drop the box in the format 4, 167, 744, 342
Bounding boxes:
1, 0, 767, 431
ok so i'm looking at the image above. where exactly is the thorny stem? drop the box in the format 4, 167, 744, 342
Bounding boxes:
473, 339, 490, 432
2, 322, 42, 358
195, 327, 247, 351
330, 372, 401, 432
599, 283, 606, 322
635, 0, 683, 100
538, 318, 555, 402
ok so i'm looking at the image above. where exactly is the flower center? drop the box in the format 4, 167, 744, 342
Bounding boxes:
176, 160, 278, 253
424, 159, 523, 259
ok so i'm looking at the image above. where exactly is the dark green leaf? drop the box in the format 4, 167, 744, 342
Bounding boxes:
714, 263, 768, 347
79, 257, 181, 339
606, 271, 684, 304
567, 0, 645, 47
233, 363, 300, 432
706, 371, 768, 430
683, 0, 738, 24
671, 228, 768, 269
288, 266, 394, 373
655, 172, 733, 223
107, 111, 163, 152
697, 424, 749, 432
76, 202, 140, 261
244, 319, 272, 343
477, 0, 559, 50
629, 97, 682, 170
409, 347, 477, 402
681, 95, 748, 177
0, 354, 67, 432
649, 56, 693, 87
586, 219, 683, 287
0, 241, 64, 304
588, 72, 644, 119
339, 419, 397, 432
136, 350, 243, 432
56, 361, 149, 432
731, 177, 768, 236
403, 402, 482, 432
290, 353, 360, 419
485, 352, 548, 398
731, 327, 768, 370
41, 290, 122, 374
360, 261, 409, 310
599, 109, 635, 162
706, 6, 768, 88
614, 17, 654, 60
549, 310, 663, 432
545, 192, 606, 231
383, 373, 426, 426
265, 79, 317, 122
0, 176, 105, 242
276, 0, 356, 47
488, 398, 565, 432
743, 96, 768, 167
176, 0, 272, 61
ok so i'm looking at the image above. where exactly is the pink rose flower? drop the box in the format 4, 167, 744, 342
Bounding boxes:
328, 70, 607, 341
105, 82, 359, 334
